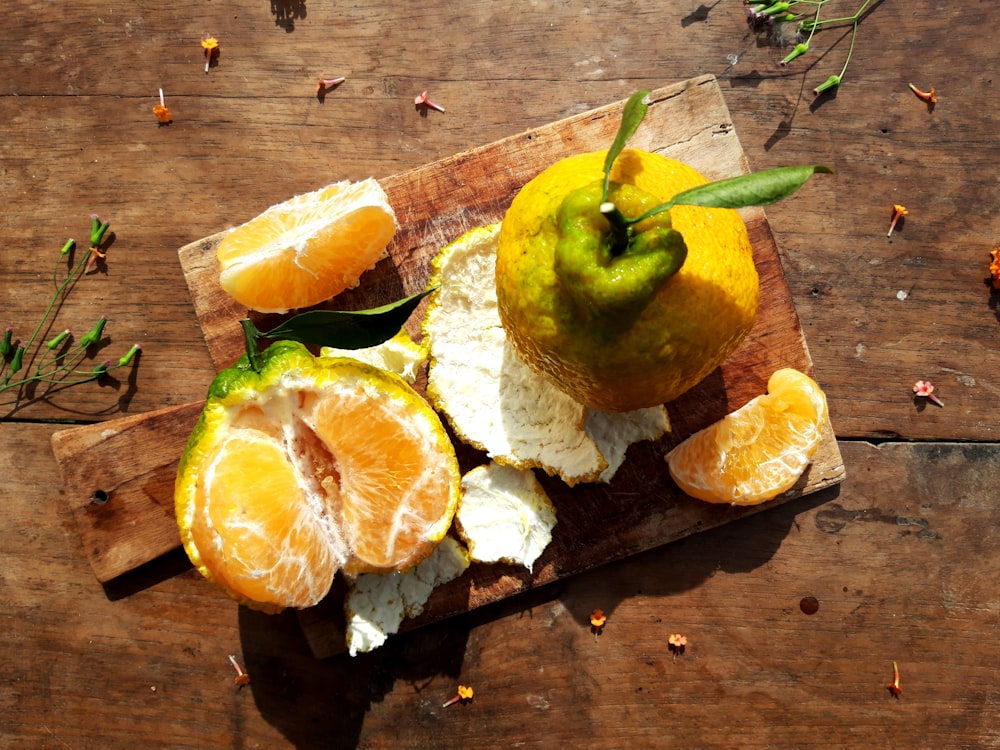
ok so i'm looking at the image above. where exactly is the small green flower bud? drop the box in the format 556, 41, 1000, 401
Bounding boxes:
89, 214, 110, 248
92, 360, 111, 377
10, 344, 25, 375
779, 43, 809, 68
46, 329, 71, 350
79, 316, 107, 348
1, 327, 12, 357
813, 74, 841, 96
60, 239, 75, 256
117, 344, 141, 367
761, 1, 791, 16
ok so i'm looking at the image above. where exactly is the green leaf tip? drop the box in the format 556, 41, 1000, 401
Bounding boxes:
667, 165, 832, 210
602, 90, 651, 203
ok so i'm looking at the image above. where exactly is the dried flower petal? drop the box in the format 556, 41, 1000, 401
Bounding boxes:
202, 37, 219, 73
443, 684, 474, 707
317, 76, 345, 95
414, 90, 445, 113
228, 654, 250, 687
913, 380, 943, 407
153, 89, 172, 124
887, 204, 907, 237
887, 661, 902, 696
590, 609, 607, 628
908, 83, 937, 105
989, 247, 1000, 290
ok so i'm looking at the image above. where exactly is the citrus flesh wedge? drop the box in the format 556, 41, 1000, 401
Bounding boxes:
665, 368, 828, 506
175, 340, 461, 612
422, 224, 670, 486
216, 178, 397, 314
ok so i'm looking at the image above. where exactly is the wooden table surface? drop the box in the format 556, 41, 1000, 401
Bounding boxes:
3, 2, 998, 748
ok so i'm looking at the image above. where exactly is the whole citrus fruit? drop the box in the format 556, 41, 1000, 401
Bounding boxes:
174, 340, 460, 611
496, 148, 758, 412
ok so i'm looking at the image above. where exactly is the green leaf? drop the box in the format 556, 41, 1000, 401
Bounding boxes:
248, 288, 436, 351
668, 165, 833, 210
602, 90, 651, 203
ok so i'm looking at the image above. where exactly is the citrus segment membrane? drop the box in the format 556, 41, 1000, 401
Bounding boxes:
345, 536, 471, 656
187, 427, 343, 611
216, 178, 398, 314
455, 462, 557, 573
422, 224, 669, 486
175, 342, 460, 612
665, 368, 828, 506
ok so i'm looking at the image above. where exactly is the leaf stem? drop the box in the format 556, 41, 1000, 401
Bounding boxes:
599, 202, 634, 256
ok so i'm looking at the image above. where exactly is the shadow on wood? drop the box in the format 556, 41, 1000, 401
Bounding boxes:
236, 481, 839, 749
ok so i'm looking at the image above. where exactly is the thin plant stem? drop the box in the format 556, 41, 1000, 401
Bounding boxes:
1, 216, 139, 417
837, 10, 863, 80
801, 0, 873, 30
20, 248, 88, 362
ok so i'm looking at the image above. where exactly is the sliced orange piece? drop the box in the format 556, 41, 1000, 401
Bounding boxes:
665, 368, 828, 505
175, 341, 460, 611
216, 178, 397, 313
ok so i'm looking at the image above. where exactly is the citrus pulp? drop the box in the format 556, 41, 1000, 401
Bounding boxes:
216, 178, 397, 314
665, 368, 828, 505
174, 340, 460, 611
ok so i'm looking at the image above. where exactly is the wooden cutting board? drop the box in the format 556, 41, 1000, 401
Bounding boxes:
51, 76, 845, 659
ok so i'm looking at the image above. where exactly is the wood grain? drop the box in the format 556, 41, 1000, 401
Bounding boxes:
14, 426, 1000, 748
6, 0, 1000, 746
51, 78, 844, 659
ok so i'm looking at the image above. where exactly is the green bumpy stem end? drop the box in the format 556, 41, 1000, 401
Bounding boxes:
554, 182, 687, 325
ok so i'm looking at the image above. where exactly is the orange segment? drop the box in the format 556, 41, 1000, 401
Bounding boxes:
216, 179, 397, 314
665, 368, 828, 505
190, 431, 341, 609
310, 377, 460, 574
175, 342, 461, 612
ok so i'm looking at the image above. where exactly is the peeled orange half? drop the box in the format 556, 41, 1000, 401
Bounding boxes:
174, 340, 461, 611
665, 368, 828, 506
216, 178, 397, 314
